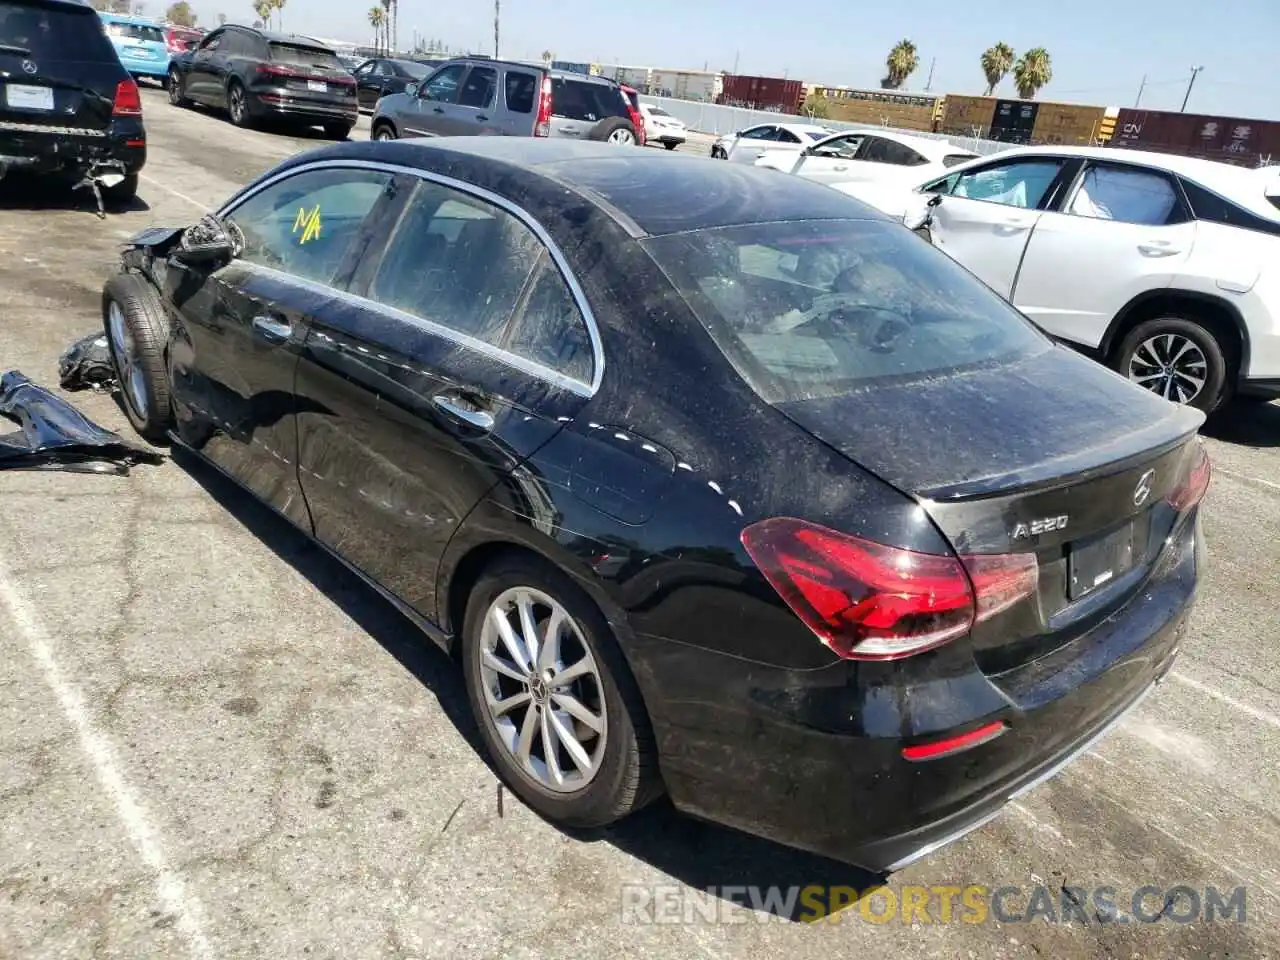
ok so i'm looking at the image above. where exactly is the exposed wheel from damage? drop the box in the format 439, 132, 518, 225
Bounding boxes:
1116, 315, 1230, 413
461, 555, 662, 827
102, 273, 173, 443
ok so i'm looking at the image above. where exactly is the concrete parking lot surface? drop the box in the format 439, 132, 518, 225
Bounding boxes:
1, 90, 1278, 959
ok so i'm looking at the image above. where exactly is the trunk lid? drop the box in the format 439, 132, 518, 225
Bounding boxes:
0, 0, 123, 132
776, 346, 1205, 670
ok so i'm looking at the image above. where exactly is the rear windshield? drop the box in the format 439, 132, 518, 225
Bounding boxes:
104, 21, 164, 43
642, 219, 1048, 402
269, 42, 341, 69
551, 78, 628, 121
943, 153, 978, 167
648, 106, 671, 117
0, 2, 117, 61
803, 130, 827, 140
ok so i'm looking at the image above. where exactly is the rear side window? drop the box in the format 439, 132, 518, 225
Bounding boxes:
1067, 164, 1182, 226
104, 22, 165, 43
861, 138, 928, 166
269, 43, 341, 69
942, 153, 977, 168
503, 256, 595, 385
642, 219, 1048, 402
1180, 178, 1280, 237
951, 158, 1066, 208
504, 70, 536, 113
0, 3, 116, 61
551, 78, 627, 121
457, 66, 496, 109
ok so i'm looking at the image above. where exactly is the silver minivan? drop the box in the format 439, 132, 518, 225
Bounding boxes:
371, 58, 643, 144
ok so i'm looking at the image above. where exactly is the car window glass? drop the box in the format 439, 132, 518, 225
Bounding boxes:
353, 61, 373, 76
200, 33, 221, 51
369, 181, 544, 345
502, 256, 595, 385
104, 22, 166, 43
218, 31, 243, 55
225, 168, 393, 286
642, 219, 1047, 402
269, 43, 342, 69
551, 79, 626, 121
942, 153, 977, 168
813, 134, 862, 159
861, 138, 922, 165
1069, 165, 1179, 225
458, 66, 497, 109
421, 63, 466, 102
504, 71, 536, 113
372, 61, 392, 77
953, 159, 1065, 208
777, 128, 801, 144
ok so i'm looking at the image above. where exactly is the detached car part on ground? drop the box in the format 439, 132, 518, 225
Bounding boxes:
100, 138, 1209, 872
832, 145, 1280, 413
0, 0, 147, 208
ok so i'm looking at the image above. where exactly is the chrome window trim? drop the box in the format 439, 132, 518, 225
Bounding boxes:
216, 158, 606, 395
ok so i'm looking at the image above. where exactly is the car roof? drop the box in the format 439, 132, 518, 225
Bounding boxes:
821, 127, 975, 160
277, 138, 889, 237
98, 11, 162, 22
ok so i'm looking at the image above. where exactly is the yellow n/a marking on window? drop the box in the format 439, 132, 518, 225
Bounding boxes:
292, 204, 322, 244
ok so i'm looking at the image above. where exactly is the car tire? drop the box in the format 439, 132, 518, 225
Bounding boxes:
663, 141, 678, 150
460, 554, 662, 828
1115, 316, 1231, 413
102, 173, 139, 207
102, 273, 173, 443
371, 121, 397, 141
227, 80, 252, 128
590, 117, 638, 146
168, 69, 189, 106
324, 122, 353, 140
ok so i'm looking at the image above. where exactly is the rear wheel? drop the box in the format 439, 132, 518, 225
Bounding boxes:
663, 140, 678, 150
460, 555, 661, 828
168, 68, 188, 106
227, 80, 252, 127
590, 117, 637, 146
323, 122, 353, 140
372, 122, 397, 141
1116, 316, 1230, 412
102, 173, 139, 206
102, 273, 173, 442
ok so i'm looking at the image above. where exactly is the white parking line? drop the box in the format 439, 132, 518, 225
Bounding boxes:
1213, 466, 1280, 492
0, 557, 215, 960
1169, 671, 1280, 731
139, 173, 211, 214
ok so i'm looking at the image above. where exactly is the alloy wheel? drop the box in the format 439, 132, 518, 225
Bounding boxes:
608, 128, 636, 146
229, 87, 245, 124
374, 127, 394, 141
106, 300, 148, 420
478, 586, 608, 794
168, 71, 182, 104
1127, 332, 1208, 405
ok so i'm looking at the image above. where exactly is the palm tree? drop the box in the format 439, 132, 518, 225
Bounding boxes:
980, 43, 1015, 96
881, 39, 919, 90
389, 0, 398, 56
271, 0, 286, 31
368, 6, 384, 54
252, 0, 272, 27
1013, 47, 1053, 99
379, 0, 392, 54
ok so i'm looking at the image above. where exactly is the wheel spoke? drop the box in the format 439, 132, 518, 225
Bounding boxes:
516, 702, 539, 770
556, 656, 592, 686
549, 710, 594, 774
540, 708, 565, 786
490, 606, 531, 672
481, 647, 527, 684
537, 609, 566, 673
1132, 372, 1164, 384
488, 688, 531, 717
551, 692, 604, 733
516, 590, 540, 668
1170, 339, 1197, 365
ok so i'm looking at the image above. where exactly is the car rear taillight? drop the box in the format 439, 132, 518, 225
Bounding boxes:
740, 518, 1039, 661
534, 76, 552, 137
112, 79, 142, 117
1167, 441, 1211, 512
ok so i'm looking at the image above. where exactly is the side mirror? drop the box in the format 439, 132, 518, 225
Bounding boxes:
927, 193, 944, 208
404, 82, 419, 98
174, 214, 236, 265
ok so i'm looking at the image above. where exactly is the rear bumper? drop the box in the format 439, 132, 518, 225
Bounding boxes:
251, 90, 357, 125
0, 122, 146, 178
120, 57, 170, 78
634, 511, 1200, 872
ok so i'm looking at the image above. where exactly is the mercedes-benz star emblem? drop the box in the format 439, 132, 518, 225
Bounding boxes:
21, 60, 37, 75
1134, 469, 1156, 507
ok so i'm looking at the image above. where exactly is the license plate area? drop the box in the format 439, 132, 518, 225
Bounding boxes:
1067, 522, 1135, 601
307, 80, 327, 93
5, 84, 54, 111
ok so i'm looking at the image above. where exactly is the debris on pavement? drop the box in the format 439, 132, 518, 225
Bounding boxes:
58, 332, 117, 392
0, 370, 163, 474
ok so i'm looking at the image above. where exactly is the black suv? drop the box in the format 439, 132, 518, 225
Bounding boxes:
0, 0, 146, 203
168, 26, 357, 138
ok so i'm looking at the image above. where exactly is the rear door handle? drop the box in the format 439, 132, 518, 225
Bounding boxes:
1138, 241, 1182, 256
832, 163, 848, 171
432, 394, 494, 431
475, 114, 487, 121
252, 314, 291, 342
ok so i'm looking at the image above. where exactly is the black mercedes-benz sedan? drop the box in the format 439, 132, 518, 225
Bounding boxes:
101, 139, 1209, 872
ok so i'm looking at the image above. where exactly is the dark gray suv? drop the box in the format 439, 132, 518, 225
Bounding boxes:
370, 58, 643, 144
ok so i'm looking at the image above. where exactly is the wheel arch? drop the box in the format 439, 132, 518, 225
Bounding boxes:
1101, 288, 1251, 381
371, 116, 399, 138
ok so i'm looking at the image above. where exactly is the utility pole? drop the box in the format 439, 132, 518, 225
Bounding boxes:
493, 0, 500, 59
1181, 66, 1202, 112
732, 49, 739, 75
1134, 73, 1146, 107
924, 56, 936, 92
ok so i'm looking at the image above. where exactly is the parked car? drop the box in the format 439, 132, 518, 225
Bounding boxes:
710, 121, 831, 161
167, 25, 357, 138
371, 58, 641, 145
349, 57, 432, 110
619, 84, 646, 146
99, 14, 171, 85
757, 128, 977, 186
835, 145, 1280, 411
164, 24, 202, 56
638, 102, 685, 150
101, 138, 1207, 872
0, 0, 146, 203
337, 53, 365, 74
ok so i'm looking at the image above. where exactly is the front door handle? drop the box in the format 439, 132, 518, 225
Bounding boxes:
433, 394, 494, 431
1138, 241, 1182, 257
432, 106, 445, 113
475, 114, 487, 121
252, 314, 291, 342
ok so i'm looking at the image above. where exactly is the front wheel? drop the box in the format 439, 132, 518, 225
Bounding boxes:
168, 69, 188, 106
102, 273, 173, 442
372, 122, 397, 141
1116, 316, 1230, 412
460, 555, 661, 827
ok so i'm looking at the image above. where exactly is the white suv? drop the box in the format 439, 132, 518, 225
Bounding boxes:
835, 146, 1280, 412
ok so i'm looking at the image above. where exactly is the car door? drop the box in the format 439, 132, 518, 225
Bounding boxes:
925, 154, 1073, 297
783, 131, 864, 180
185, 29, 224, 103
352, 59, 381, 109
292, 175, 598, 621
452, 63, 502, 135
849, 135, 931, 186
499, 66, 538, 136
165, 164, 401, 524
1011, 160, 1196, 347
726, 125, 777, 163
402, 61, 467, 137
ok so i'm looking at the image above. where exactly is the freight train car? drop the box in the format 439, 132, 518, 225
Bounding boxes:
718, 74, 805, 112
938, 95, 1113, 145
812, 87, 942, 132
1110, 109, 1280, 167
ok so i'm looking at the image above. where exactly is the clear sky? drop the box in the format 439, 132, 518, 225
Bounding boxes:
188, 0, 1278, 119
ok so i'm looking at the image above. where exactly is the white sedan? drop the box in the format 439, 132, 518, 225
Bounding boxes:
638, 103, 687, 150
710, 122, 832, 163
756, 128, 978, 187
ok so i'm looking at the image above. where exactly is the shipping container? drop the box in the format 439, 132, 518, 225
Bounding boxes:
718, 74, 805, 113
813, 87, 942, 132
989, 99, 1039, 143
938, 94, 997, 138
650, 69, 720, 102
1029, 101, 1110, 145
550, 61, 598, 76
1110, 109, 1280, 167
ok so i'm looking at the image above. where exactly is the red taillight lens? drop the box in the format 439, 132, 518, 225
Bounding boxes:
1166, 441, 1211, 512
112, 78, 142, 117
534, 76, 552, 137
902, 721, 1007, 761
740, 518, 1038, 661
